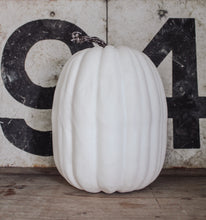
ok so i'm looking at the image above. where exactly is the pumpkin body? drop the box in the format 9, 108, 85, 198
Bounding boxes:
52, 46, 167, 193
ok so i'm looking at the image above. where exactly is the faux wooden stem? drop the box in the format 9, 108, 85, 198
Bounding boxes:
71, 32, 107, 48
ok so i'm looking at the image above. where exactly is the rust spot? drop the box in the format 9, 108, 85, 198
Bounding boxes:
119, 202, 145, 208
50, 11, 55, 17
0, 190, 4, 194
4, 188, 16, 196
54, 75, 58, 81
33, 164, 48, 168
157, 9, 168, 19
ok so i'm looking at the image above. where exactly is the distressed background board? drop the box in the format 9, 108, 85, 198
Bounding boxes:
0, 0, 106, 167
0, 0, 206, 168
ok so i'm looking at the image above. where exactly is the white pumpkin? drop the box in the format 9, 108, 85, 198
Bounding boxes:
52, 45, 167, 193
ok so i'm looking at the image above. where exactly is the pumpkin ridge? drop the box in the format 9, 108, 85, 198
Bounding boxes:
56, 57, 77, 181
144, 55, 163, 181
128, 50, 142, 191
67, 54, 89, 189
72, 47, 104, 192
96, 46, 124, 193
52, 59, 71, 174
95, 47, 103, 192
70, 50, 90, 190
116, 47, 128, 191
135, 52, 152, 188
126, 49, 147, 189
144, 54, 167, 180
138, 53, 161, 185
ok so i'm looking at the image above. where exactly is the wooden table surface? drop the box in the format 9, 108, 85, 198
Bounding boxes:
0, 168, 206, 220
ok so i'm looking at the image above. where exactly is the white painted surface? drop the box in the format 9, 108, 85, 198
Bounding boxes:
108, 0, 206, 168
0, 0, 205, 168
0, 0, 106, 167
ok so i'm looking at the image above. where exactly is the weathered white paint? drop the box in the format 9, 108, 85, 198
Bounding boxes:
0, 0, 205, 168
108, 0, 206, 168
0, 0, 106, 167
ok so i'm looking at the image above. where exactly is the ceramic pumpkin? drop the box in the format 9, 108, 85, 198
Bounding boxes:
52, 33, 167, 193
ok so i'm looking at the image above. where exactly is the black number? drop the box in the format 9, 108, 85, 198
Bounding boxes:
1, 19, 93, 109
0, 118, 52, 156
144, 18, 205, 148
0, 19, 93, 156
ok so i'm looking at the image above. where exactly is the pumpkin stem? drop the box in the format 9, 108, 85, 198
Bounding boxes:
71, 32, 107, 48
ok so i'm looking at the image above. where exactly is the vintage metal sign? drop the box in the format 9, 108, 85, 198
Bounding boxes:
0, 0, 206, 167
